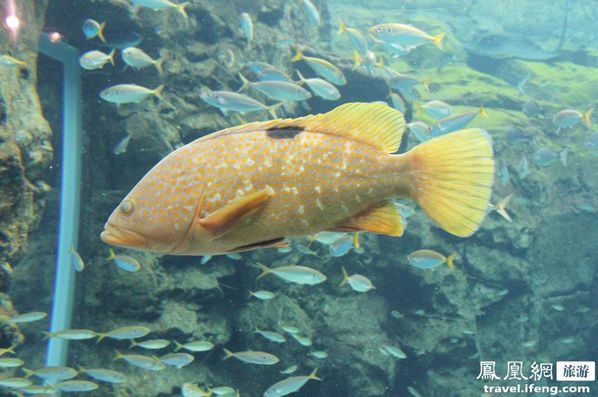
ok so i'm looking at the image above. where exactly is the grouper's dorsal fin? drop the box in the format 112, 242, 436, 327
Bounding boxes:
198, 102, 405, 153
296, 102, 406, 153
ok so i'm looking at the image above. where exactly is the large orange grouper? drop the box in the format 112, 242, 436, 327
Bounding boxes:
101, 102, 494, 255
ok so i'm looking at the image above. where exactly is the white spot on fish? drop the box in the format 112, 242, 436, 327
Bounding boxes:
297, 205, 305, 214
315, 186, 321, 194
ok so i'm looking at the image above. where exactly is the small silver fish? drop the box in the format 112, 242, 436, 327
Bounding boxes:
107, 249, 141, 272
300, 0, 321, 25
130, 0, 188, 18
56, 380, 99, 392
113, 134, 132, 156
4, 311, 47, 324
280, 365, 298, 374
22, 366, 78, 381
264, 368, 320, 397
100, 84, 164, 104
122, 47, 164, 74
0, 357, 24, 367
0, 377, 32, 388
553, 108, 592, 131
382, 345, 407, 359
308, 351, 328, 359
97, 325, 151, 341
160, 352, 194, 368
255, 263, 326, 285
291, 48, 346, 86
223, 348, 279, 365
255, 328, 286, 343
290, 334, 312, 347
408, 250, 456, 271
250, 290, 276, 300
212, 386, 237, 396
43, 328, 97, 340
79, 367, 127, 383
418, 100, 452, 119
200, 90, 277, 117
240, 12, 253, 47
174, 340, 214, 352
239, 73, 311, 102
340, 267, 375, 292
296, 70, 340, 101
70, 247, 85, 272
130, 338, 170, 350
114, 351, 166, 370
79, 49, 115, 70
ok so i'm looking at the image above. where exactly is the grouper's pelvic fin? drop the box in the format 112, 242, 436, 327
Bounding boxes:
404, 128, 495, 237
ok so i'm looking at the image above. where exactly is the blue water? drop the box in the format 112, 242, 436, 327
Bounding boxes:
2, 1, 596, 396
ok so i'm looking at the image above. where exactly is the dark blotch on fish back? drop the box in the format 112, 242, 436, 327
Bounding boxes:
266, 125, 304, 139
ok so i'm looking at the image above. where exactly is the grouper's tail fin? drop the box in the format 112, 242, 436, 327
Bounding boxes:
405, 128, 495, 237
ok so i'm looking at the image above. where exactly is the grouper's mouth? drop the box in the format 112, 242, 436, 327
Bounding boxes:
101, 223, 147, 248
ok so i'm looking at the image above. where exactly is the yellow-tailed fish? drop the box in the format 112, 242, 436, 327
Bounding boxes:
56, 380, 99, 392
97, 325, 151, 342
238, 73, 311, 102
101, 103, 495, 255
78, 367, 127, 383
296, 70, 340, 101
222, 348, 279, 365
159, 352, 194, 368
82, 19, 106, 42
2, 311, 47, 324
264, 368, 320, 397
130, 0, 188, 18
338, 18, 368, 55
0, 377, 32, 388
100, 84, 164, 104
113, 351, 166, 370
254, 263, 326, 285
130, 338, 170, 349
122, 47, 164, 74
79, 49, 115, 70
70, 247, 85, 272
22, 366, 78, 381
407, 249, 456, 271
369, 23, 445, 50
174, 340, 214, 352
0, 357, 24, 367
340, 267, 375, 292
107, 249, 141, 272
43, 328, 97, 340
291, 48, 346, 86
0, 54, 26, 67
490, 193, 513, 222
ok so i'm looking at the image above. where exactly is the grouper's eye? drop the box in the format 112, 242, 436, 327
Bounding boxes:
120, 199, 134, 215
376, 27, 382, 33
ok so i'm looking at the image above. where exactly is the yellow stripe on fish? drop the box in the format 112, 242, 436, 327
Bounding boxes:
101, 102, 495, 255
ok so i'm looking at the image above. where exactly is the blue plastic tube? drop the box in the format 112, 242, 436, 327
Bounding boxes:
38, 33, 82, 369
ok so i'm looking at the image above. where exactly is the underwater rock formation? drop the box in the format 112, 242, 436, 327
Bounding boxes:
0, 0, 51, 352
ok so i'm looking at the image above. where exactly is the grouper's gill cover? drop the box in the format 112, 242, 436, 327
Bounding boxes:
101, 102, 495, 255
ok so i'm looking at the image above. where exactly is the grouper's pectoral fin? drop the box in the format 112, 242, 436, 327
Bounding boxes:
199, 187, 274, 239
333, 201, 404, 237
